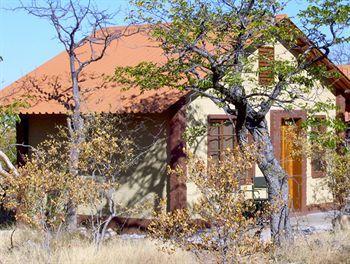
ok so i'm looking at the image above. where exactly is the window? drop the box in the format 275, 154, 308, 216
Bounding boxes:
311, 116, 327, 178
207, 115, 254, 183
208, 116, 236, 160
258, 46, 274, 86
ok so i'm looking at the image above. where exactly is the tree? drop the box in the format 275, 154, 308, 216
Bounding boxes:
0, 56, 17, 177
16, 0, 125, 230
0, 113, 149, 254
112, 0, 349, 243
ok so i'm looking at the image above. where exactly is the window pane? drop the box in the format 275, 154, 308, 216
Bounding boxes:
223, 135, 234, 150
223, 121, 234, 135
208, 137, 220, 151
208, 117, 235, 159
209, 124, 220, 136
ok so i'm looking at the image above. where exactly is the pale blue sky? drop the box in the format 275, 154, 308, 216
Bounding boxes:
0, 0, 308, 89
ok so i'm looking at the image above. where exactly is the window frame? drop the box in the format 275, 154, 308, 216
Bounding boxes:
207, 114, 237, 159
207, 114, 255, 183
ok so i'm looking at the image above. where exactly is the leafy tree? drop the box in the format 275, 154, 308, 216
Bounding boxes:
0, 103, 21, 165
0, 55, 18, 171
112, 0, 349, 243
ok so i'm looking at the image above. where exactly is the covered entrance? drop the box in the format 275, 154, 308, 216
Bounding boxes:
270, 110, 307, 212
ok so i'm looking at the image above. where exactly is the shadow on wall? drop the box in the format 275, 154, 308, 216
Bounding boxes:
111, 113, 170, 216
185, 101, 208, 155
19, 100, 211, 217
119, 104, 210, 214
21, 112, 170, 218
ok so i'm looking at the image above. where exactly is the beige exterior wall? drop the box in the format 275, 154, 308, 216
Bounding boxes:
107, 114, 169, 218
186, 40, 336, 208
27, 114, 168, 218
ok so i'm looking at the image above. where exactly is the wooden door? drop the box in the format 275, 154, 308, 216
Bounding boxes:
281, 118, 302, 211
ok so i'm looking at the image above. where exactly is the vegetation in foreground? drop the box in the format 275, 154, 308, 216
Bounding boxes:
0, 227, 349, 264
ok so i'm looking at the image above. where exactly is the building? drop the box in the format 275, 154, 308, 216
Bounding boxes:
1, 18, 350, 225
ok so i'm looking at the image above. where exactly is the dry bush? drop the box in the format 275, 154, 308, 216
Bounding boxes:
149, 146, 271, 264
0, 227, 348, 264
0, 114, 148, 250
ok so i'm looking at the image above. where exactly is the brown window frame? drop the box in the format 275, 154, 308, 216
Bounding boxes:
258, 46, 275, 86
207, 115, 237, 159
311, 115, 327, 178
207, 115, 255, 183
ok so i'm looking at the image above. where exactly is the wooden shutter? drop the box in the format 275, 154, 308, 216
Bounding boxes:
259, 46, 274, 86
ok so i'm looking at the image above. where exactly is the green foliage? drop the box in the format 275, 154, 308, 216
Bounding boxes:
113, 61, 181, 91
303, 102, 347, 149
299, 0, 350, 44
288, 101, 350, 212
183, 124, 206, 146
0, 102, 27, 163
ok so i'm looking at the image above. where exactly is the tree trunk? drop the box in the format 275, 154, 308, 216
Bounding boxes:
248, 119, 292, 244
65, 57, 85, 231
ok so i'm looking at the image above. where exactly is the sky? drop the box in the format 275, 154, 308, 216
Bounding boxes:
0, 0, 309, 90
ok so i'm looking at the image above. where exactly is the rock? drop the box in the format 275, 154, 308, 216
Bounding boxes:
260, 227, 271, 243
120, 233, 146, 240
103, 228, 117, 240
332, 214, 350, 231
77, 227, 89, 238
300, 226, 316, 235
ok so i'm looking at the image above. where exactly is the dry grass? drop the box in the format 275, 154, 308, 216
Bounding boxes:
0, 227, 349, 264
0, 228, 196, 264
273, 231, 350, 264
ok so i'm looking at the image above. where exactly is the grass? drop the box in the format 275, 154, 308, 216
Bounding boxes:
0, 228, 195, 264
273, 230, 350, 264
0, 227, 349, 264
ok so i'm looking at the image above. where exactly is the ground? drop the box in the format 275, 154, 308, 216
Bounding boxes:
0, 212, 349, 264
260, 211, 334, 242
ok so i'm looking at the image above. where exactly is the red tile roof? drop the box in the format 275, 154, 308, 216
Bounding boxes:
1, 21, 349, 114
0, 26, 186, 114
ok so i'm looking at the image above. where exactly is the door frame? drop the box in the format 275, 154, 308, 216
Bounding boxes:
270, 110, 307, 213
